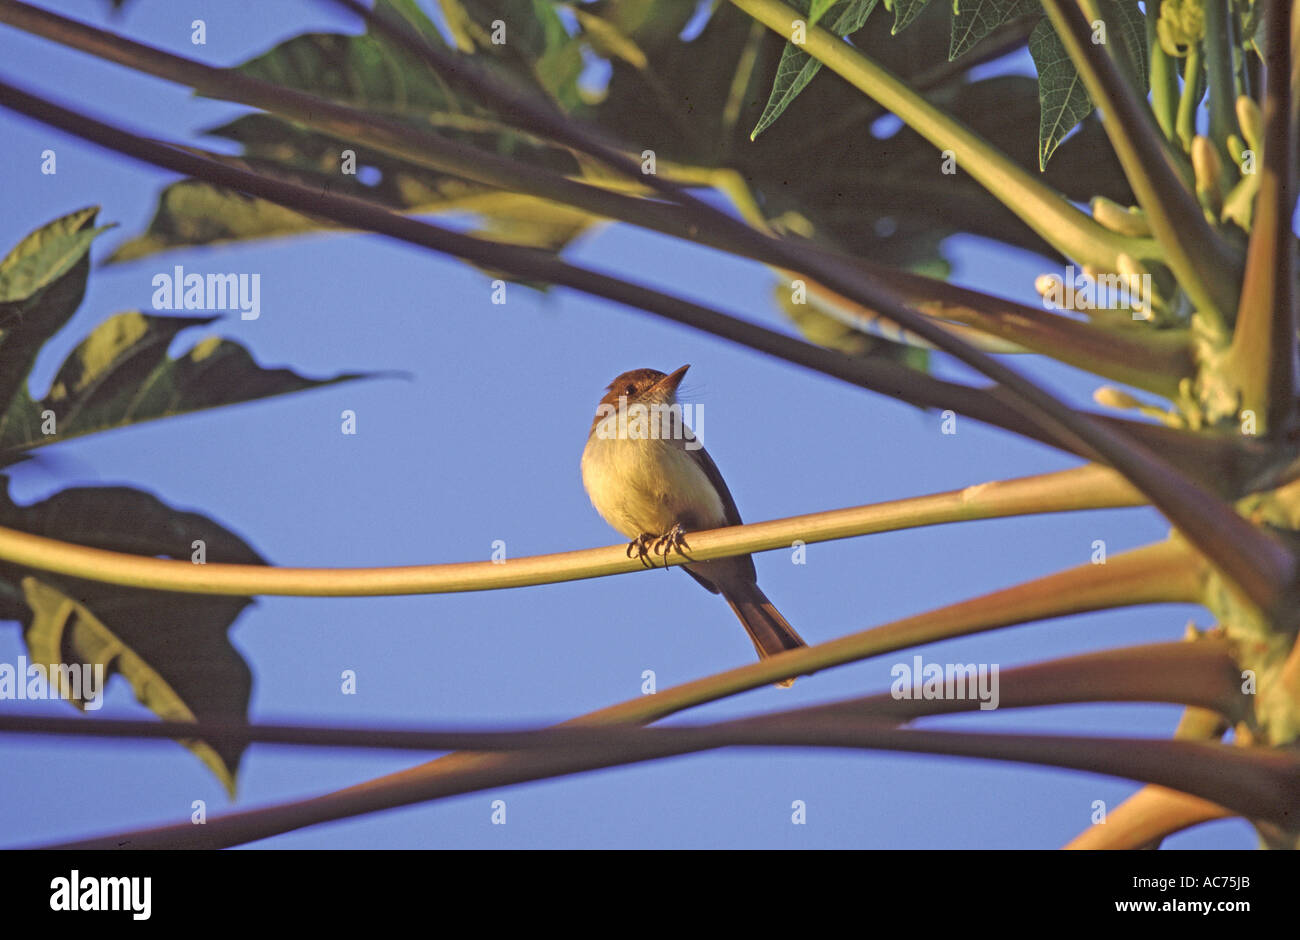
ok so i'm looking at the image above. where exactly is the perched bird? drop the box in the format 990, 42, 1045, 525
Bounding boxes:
580, 365, 806, 685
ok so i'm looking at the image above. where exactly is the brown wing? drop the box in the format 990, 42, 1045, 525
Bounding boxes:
680, 440, 758, 590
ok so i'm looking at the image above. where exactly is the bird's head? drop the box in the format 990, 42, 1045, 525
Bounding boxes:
598, 365, 689, 410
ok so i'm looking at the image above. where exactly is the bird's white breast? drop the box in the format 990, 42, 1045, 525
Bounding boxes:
581, 430, 727, 539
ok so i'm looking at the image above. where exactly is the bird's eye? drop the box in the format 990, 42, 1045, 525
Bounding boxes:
624, 385, 636, 395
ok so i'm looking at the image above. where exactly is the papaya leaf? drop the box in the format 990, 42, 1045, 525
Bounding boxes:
949, 0, 1039, 61
232, 28, 452, 113
0, 311, 370, 456
0, 207, 110, 305
1029, 16, 1093, 169
107, 181, 321, 264
751, 0, 879, 139
376, 0, 446, 44
1104, 0, 1149, 93
0, 209, 111, 440
0, 483, 264, 795
433, 0, 584, 107
887, 0, 937, 34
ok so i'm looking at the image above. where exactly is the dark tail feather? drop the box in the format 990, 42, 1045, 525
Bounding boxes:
721, 582, 806, 688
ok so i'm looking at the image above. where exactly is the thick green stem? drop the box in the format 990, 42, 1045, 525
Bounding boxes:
1177, 45, 1203, 152
1204, 0, 1241, 155
1148, 0, 1181, 142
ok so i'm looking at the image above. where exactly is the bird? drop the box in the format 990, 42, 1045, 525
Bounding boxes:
580, 365, 806, 685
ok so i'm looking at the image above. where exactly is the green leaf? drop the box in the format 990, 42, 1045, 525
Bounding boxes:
0, 311, 369, 456
230, 29, 452, 113
107, 182, 320, 264
752, 0, 879, 140
0, 210, 110, 439
1104, 0, 1149, 93
887, 0, 936, 34
376, 0, 446, 44
1029, 17, 1093, 169
949, 0, 1039, 61
0, 484, 264, 795
0, 207, 110, 305
435, 0, 585, 107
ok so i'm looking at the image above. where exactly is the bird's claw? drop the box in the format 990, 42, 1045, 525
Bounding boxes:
652, 523, 689, 559
626, 533, 656, 567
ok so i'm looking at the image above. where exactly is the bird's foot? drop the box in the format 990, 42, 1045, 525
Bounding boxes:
626, 532, 656, 568
652, 522, 690, 559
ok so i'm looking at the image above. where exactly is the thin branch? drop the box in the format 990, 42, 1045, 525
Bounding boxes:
817, 639, 1248, 723
33, 721, 1298, 848
1063, 785, 1234, 848
0, 640, 1244, 749
0, 464, 1140, 596
1065, 699, 1235, 848
801, 263, 1196, 398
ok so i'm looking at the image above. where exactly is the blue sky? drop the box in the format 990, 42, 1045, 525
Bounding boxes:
0, 0, 1256, 848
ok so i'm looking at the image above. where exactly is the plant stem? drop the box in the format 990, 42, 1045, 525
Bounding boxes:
0, 465, 1143, 596
1176, 44, 1203, 152
0, 639, 1245, 748
1147, 4, 1181, 142
799, 262, 1197, 398
1204, 0, 1241, 155
1225, 0, 1297, 436
1064, 785, 1232, 848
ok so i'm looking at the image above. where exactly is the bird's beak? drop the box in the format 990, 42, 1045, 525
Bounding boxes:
659, 364, 690, 393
